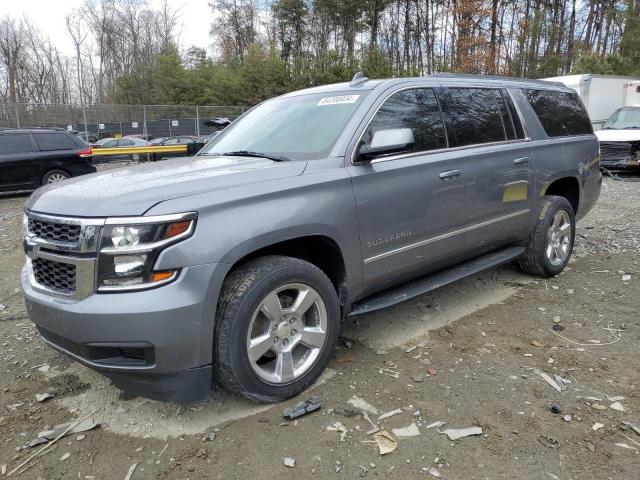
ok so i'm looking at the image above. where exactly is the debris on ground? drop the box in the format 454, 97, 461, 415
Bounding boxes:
391, 423, 420, 437
59, 452, 70, 462
622, 420, 640, 436
550, 404, 562, 414
439, 426, 483, 441
326, 422, 348, 441
378, 408, 403, 421
592, 423, 604, 431
28, 418, 99, 447
124, 463, 138, 480
283, 395, 322, 420
426, 421, 446, 429
35, 392, 54, 403
539, 372, 563, 392
539, 435, 560, 449
610, 401, 626, 412
363, 412, 380, 435
283, 457, 295, 468
614, 442, 638, 451
36, 364, 50, 373
202, 432, 216, 442
373, 431, 397, 455
427, 467, 441, 478
347, 397, 379, 415
563, 415, 572, 422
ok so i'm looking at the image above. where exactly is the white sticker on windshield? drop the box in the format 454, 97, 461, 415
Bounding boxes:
317, 95, 360, 106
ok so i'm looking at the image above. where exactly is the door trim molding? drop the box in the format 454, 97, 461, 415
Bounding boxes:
363, 209, 531, 264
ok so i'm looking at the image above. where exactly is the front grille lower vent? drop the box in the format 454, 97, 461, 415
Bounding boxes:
32, 258, 76, 294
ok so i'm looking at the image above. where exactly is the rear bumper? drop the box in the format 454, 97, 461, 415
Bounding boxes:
22, 262, 228, 403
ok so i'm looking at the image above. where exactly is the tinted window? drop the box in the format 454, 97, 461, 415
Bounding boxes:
503, 91, 526, 139
33, 133, 76, 151
445, 88, 508, 146
102, 139, 117, 148
119, 139, 135, 146
364, 88, 447, 154
524, 89, 593, 136
0, 133, 35, 154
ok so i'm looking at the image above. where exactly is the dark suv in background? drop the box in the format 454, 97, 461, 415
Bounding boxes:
0, 128, 95, 193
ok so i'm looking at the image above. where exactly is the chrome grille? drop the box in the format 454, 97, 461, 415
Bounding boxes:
32, 258, 76, 294
28, 218, 81, 243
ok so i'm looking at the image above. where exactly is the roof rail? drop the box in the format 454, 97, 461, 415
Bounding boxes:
350, 71, 369, 87
428, 72, 565, 87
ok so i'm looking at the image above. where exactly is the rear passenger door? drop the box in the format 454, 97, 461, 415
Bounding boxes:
32, 132, 78, 179
0, 133, 40, 190
347, 86, 468, 295
441, 87, 534, 255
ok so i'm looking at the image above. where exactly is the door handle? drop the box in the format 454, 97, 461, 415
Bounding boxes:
513, 157, 529, 165
439, 169, 461, 180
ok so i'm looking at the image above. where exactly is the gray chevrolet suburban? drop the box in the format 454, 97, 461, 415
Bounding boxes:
21, 74, 601, 403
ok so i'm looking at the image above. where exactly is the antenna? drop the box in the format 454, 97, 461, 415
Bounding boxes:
350, 71, 369, 87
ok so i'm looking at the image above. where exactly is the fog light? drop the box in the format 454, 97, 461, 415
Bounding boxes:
113, 255, 146, 276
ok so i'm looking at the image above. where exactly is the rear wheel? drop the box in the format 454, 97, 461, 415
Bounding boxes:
214, 256, 340, 402
41, 169, 70, 185
519, 195, 575, 277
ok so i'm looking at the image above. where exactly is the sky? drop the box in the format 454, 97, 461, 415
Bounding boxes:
1, 0, 214, 56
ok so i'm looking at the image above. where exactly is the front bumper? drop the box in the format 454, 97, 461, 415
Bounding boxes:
22, 262, 227, 403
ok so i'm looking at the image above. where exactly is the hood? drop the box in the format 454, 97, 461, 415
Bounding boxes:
595, 129, 640, 142
27, 155, 307, 217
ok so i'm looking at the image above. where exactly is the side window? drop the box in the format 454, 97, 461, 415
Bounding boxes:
119, 139, 135, 146
503, 90, 526, 139
164, 138, 178, 145
0, 134, 35, 154
102, 139, 118, 148
445, 88, 508, 146
32, 133, 76, 151
524, 89, 593, 137
364, 87, 447, 154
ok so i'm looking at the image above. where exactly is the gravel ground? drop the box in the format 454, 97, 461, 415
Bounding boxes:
0, 175, 639, 479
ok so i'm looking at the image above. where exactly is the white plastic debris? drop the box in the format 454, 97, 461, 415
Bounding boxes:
378, 408, 403, 421
124, 463, 138, 480
391, 423, 420, 437
614, 442, 638, 451
622, 420, 640, 436
348, 397, 379, 415
610, 402, 626, 412
592, 423, 604, 431
426, 421, 446, 429
283, 457, 296, 468
621, 274, 631, 281
539, 372, 562, 392
59, 452, 71, 462
428, 467, 441, 478
35, 392, 54, 402
440, 426, 483, 440
607, 396, 625, 402
37, 364, 51, 373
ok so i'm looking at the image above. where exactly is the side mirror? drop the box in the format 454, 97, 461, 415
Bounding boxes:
356, 128, 415, 162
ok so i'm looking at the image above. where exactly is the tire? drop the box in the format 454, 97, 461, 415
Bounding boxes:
41, 169, 70, 185
518, 195, 575, 277
214, 255, 340, 402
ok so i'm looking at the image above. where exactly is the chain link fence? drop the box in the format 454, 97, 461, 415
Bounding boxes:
0, 103, 248, 139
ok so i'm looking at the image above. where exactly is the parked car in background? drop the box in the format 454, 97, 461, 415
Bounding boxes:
21, 74, 601, 403
76, 131, 99, 144
155, 136, 198, 145
123, 133, 155, 141
92, 137, 148, 162
596, 105, 640, 170
0, 128, 95, 192
149, 137, 168, 145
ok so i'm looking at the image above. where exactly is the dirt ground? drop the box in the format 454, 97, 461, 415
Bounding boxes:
0, 174, 639, 479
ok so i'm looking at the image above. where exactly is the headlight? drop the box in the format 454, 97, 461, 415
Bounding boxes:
97, 213, 196, 291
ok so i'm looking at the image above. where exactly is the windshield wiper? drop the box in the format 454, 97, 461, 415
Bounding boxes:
222, 150, 290, 162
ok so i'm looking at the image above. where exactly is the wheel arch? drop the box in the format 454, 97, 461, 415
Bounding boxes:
223, 234, 349, 305
542, 176, 580, 214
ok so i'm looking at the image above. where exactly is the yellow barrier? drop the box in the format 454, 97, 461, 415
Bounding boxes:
89, 144, 188, 156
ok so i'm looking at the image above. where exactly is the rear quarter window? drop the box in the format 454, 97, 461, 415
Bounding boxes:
32, 132, 77, 151
0, 133, 35, 154
523, 89, 593, 137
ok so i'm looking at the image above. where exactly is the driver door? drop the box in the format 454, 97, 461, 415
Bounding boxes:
346, 87, 469, 296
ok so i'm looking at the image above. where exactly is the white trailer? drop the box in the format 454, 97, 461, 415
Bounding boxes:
542, 74, 640, 129
624, 81, 640, 106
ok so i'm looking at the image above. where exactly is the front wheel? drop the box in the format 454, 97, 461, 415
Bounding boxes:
214, 256, 340, 402
518, 195, 575, 277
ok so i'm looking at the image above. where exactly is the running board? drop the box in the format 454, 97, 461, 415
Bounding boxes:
348, 246, 525, 317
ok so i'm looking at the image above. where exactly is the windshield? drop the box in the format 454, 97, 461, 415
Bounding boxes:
200, 92, 367, 160
602, 107, 640, 130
